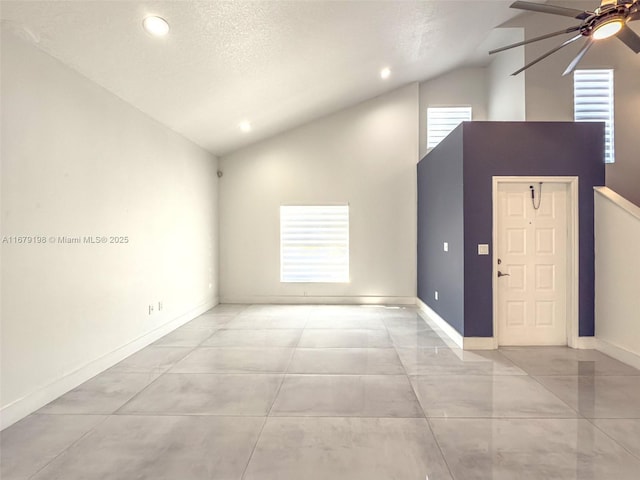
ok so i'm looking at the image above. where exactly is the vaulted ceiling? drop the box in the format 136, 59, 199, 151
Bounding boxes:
1, 1, 527, 155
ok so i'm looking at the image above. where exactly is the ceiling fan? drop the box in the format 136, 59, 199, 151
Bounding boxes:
489, 0, 640, 75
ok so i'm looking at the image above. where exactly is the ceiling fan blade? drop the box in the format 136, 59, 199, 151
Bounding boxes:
562, 38, 594, 76
489, 26, 581, 55
510, 1, 591, 20
616, 24, 640, 53
511, 34, 583, 75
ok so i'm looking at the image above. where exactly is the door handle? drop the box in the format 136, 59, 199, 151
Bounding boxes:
498, 271, 510, 278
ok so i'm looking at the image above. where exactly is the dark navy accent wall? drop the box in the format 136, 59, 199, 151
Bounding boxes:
417, 121, 605, 339
417, 126, 465, 334
463, 122, 605, 337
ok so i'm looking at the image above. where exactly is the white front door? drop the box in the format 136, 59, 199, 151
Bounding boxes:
496, 182, 568, 346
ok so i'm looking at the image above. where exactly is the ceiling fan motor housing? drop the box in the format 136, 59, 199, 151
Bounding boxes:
491, 1, 640, 75
583, 3, 631, 37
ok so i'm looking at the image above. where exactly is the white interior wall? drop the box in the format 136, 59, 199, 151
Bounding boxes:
503, 5, 640, 205
1, 31, 219, 428
218, 84, 419, 304
594, 188, 640, 367
487, 28, 526, 121
418, 67, 488, 159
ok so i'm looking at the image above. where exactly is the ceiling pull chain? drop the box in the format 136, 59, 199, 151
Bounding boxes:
530, 182, 543, 210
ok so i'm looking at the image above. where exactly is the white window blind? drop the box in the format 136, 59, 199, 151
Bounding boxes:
427, 106, 472, 149
574, 69, 614, 163
280, 205, 349, 283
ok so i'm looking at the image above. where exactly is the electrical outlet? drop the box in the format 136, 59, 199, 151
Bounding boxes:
434, 291, 439, 300
443, 242, 448, 252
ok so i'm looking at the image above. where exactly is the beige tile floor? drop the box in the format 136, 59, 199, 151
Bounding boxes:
2, 304, 640, 479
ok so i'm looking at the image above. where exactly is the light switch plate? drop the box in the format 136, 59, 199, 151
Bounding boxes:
478, 244, 489, 255
443, 242, 448, 252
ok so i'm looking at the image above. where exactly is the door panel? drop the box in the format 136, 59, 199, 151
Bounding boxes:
497, 182, 567, 346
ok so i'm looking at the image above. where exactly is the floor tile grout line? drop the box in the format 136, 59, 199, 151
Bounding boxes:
33, 412, 636, 419
526, 372, 586, 420
238, 305, 314, 478
185, 322, 225, 348
266, 305, 318, 416
173, 346, 407, 350
110, 344, 201, 415
392, 316, 457, 480
116, 371, 520, 377
528, 372, 640, 377
239, 415, 269, 480
424, 417, 457, 480
582, 416, 640, 462
32, 412, 269, 418
111, 367, 176, 416
25, 414, 111, 480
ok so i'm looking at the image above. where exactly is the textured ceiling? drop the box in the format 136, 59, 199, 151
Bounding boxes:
1, 1, 524, 155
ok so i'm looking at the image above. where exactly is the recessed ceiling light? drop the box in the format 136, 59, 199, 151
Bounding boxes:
143, 16, 170, 37
380, 67, 391, 79
239, 121, 252, 133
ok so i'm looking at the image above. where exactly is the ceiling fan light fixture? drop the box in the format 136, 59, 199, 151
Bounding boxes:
592, 16, 624, 39
496, 1, 640, 75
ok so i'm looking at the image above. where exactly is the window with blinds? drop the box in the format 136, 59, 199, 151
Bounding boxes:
427, 106, 472, 149
280, 205, 349, 283
574, 69, 614, 163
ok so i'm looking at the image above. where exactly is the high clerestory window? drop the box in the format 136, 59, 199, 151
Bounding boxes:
427, 106, 472, 149
574, 69, 614, 163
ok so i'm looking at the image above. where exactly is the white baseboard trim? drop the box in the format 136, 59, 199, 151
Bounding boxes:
219, 295, 416, 306
0, 297, 217, 431
595, 338, 640, 370
416, 298, 464, 349
416, 298, 497, 350
463, 337, 497, 350
573, 336, 597, 349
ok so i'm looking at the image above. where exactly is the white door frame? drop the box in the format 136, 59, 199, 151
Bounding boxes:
492, 176, 580, 349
